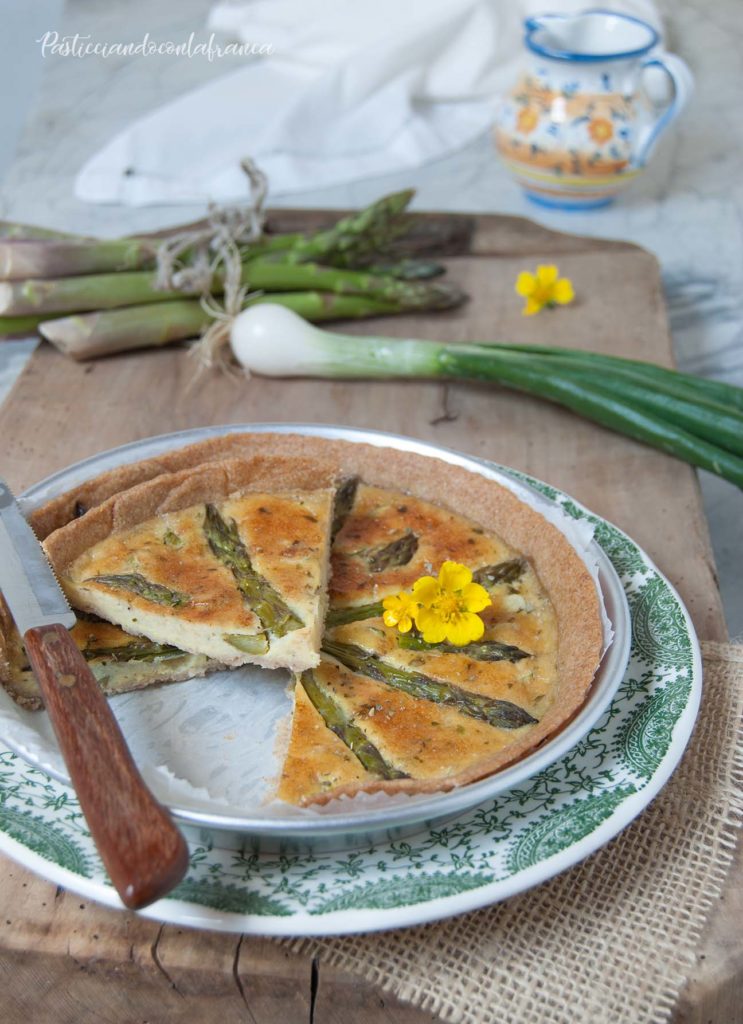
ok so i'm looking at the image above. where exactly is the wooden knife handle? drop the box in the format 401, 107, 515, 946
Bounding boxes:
24, 622, 189, 910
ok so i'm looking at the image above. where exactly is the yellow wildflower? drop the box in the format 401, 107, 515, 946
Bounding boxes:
411, 561, 491, 646
382, 591, 418, 634
515, 264, 575, 316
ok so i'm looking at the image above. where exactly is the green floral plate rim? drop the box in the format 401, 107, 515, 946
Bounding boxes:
0, 426, 701, 936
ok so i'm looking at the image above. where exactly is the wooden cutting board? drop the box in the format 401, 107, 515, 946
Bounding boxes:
0, 210, 735, 1024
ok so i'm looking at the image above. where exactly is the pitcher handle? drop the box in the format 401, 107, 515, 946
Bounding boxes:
634, 51, 694, 167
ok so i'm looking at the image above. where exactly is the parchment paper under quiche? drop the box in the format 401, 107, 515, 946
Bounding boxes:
2, 434, 604, 807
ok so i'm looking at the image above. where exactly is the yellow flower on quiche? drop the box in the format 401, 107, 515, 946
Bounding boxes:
411, 561, 491, 646
382, 591, 418, 633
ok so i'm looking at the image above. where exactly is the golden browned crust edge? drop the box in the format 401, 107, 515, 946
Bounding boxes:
32, 432, 603, 799
43, 453, 339, 574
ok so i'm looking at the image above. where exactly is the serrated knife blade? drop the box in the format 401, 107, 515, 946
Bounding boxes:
0, 478, 76, 634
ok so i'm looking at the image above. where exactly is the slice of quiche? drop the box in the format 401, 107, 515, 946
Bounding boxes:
42, 457, 336, 672
0, 596, 222, 710
277, 480, 592, 805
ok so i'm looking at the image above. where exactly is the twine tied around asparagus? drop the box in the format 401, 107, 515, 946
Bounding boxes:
154, 157, 268, 376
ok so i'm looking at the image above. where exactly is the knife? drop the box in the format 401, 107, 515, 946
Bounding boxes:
0, 478, 189, 909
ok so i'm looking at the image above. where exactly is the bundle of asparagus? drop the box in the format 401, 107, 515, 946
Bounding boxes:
0, 191, 468, 360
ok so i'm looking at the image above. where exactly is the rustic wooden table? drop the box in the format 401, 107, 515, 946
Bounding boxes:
0, 212, 737, 1023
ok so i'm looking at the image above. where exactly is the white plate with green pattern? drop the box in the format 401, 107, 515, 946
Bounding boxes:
0, 429, 700, 935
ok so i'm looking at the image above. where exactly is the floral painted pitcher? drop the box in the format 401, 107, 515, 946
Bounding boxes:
494, 9, 693, 209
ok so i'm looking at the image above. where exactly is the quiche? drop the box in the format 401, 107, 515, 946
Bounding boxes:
42, 456, 336, 672
0, 597, 222, 710
4, 434, 603, 807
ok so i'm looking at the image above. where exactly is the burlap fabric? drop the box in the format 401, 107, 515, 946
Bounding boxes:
291, 642, 743, 1023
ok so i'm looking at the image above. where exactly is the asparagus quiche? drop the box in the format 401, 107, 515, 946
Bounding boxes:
0, 596, 222, 710
41, 456, 336, 672
10, 433, 603, 807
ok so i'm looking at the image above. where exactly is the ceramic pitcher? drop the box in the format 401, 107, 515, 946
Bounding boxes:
493, 9, 693, 209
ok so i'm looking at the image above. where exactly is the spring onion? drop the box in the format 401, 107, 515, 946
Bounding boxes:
493, 343, 743, 415
228, 304, 743, 489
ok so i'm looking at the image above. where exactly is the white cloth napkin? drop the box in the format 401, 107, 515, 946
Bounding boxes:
75, 0, 661, 206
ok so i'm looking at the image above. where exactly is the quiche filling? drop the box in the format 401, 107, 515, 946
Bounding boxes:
2, 440, 603, 808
